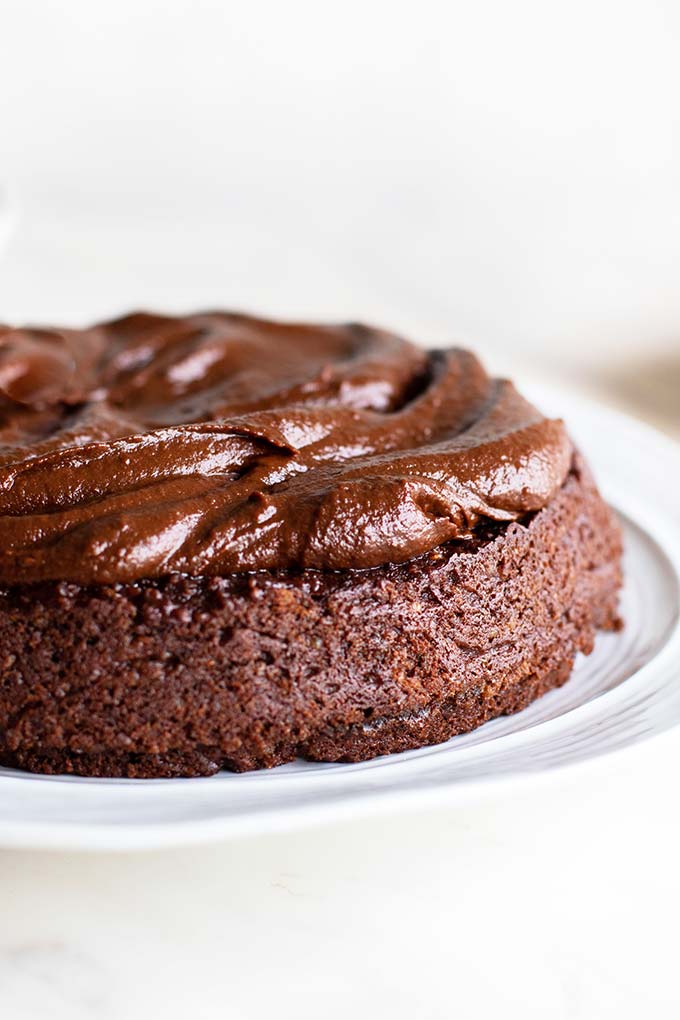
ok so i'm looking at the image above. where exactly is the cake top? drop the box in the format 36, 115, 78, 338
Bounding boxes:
0, 312, 572, 585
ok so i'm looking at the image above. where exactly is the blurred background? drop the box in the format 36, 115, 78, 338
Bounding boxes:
1, 0, 679, 435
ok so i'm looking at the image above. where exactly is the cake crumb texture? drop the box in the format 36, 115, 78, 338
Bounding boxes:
0, 455, 622, 777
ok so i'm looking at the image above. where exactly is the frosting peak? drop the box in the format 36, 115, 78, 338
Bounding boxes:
0, 312, 572, 585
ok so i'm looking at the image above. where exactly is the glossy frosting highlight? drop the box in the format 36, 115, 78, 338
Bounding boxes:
0, 312, 572, 584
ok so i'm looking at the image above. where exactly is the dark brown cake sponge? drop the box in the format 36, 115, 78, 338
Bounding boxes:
0, 454, 622, 778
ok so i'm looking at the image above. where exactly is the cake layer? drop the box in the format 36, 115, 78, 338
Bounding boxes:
0, 455, 622, 778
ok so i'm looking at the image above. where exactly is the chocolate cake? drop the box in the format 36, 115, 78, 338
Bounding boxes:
0, 313, 622, 777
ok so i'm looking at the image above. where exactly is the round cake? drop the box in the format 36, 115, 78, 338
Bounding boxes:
0, 312, 622, 777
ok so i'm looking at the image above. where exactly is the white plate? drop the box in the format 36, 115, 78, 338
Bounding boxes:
0, 383, 678, 851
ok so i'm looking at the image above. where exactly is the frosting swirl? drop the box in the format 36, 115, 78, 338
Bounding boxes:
0, 312, 572, 585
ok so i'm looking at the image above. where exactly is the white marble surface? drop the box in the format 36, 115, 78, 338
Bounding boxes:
1, 1, 680, 1015
3, 738, 680, 1020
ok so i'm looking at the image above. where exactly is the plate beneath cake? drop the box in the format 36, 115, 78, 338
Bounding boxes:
0, 383, 678, 851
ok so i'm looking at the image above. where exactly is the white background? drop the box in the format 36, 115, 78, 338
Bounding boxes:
1, 2, 680, 1017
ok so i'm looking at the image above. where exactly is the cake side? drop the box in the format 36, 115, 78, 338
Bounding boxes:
0, 454, 622, 778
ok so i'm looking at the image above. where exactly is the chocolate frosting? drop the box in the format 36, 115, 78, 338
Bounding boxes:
0, 312, 572, 585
